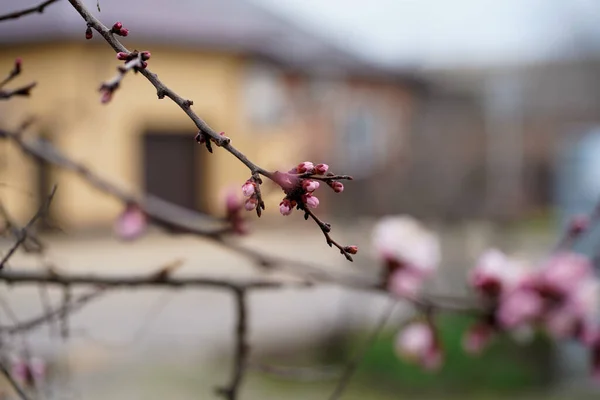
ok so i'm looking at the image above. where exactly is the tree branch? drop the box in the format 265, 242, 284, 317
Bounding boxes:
217, 288, 249, 400
0, 185, 57, 269
65, 0, 354, 258
0, 0, 61, 22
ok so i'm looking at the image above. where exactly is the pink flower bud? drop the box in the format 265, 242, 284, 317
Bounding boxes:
302, 180, 320, 192
303, 194, 319, 209
141, 51, 151, 61
344, 245, 358, 255
114, 203, 147, 240
241, 181, 255, 197
112, 22, 123, 31
85, 26, 93, 40
315, 163, 329, 174
331, 181, 344, 193
244, 197, 257, 211
119, 28, 129, 36
116, 52, 129, 60
296, 161, 315, 174
463, 323, 494, 354
497, 288, 543, 329
14, 58, 22, 72
279, 199, 293, 216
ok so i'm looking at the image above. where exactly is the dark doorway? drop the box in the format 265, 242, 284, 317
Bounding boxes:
143, 133, 202, 211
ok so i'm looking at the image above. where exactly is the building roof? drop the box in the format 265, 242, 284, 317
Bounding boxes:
0, 0, 418, 80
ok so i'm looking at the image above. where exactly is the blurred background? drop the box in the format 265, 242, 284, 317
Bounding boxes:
0, 0, 599, 398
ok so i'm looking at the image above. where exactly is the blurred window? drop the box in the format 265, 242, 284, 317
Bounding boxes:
243, 63, 286, 127
338, 108, 375, 178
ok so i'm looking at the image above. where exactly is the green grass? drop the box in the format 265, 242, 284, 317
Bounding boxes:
316, 314, 555, 396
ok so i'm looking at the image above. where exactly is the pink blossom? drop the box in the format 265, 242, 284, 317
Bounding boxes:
296, 161, 315, 174
304, 194, 319, 209
497, 288, 543, 329
395, 322, 442, 370
315, 163, 329, 174
241, 181, 255, 197
372, 215, 440, 276
463, 323, 494, 355
279, 199, 293, 216
469, 249, 529, 297
537, 252, 593, 298
302, 180, 320, 192
114, 204, 147, 240
331, 181, 344, 193
388, 268, 425, 298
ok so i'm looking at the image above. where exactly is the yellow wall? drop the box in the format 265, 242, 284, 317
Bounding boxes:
0, 43, 306, 229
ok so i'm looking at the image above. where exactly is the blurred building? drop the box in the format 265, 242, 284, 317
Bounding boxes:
0, 0, 424, 229
369, 58, 600, 223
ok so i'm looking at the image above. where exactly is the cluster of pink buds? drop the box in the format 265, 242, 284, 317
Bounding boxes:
372, 215, 441, 298
395, 320, 443, 370
241, 179, 259, 211
116, 50, 151, 69
111, 21, 129, 37
466, 249, 600, 376
273, 161, 345, 217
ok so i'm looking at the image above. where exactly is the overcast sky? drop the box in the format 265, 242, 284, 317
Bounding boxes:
253, 0, 600, 68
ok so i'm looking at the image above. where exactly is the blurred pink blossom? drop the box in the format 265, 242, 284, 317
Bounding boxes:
114, 203, 147, 240
372, 215, 440, 276
497, 288, 544, 329
469, 249, 529, 297
395, 321, 442, 370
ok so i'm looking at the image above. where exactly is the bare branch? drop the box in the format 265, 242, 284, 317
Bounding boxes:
217, 288, 249, 400
0, 129, 228, 237
1, 289, 103, 335
0, 185, 57, 269
65, 0, 355, 258
0, 0, 61, 23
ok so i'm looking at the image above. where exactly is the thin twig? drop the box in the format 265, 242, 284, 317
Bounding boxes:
0, 269, 309, 291
0, 185, 56, 269
328, 301, 397, 400
0, 0, 61, 22
217, 288, 249, 400
1, 289, 104, 335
